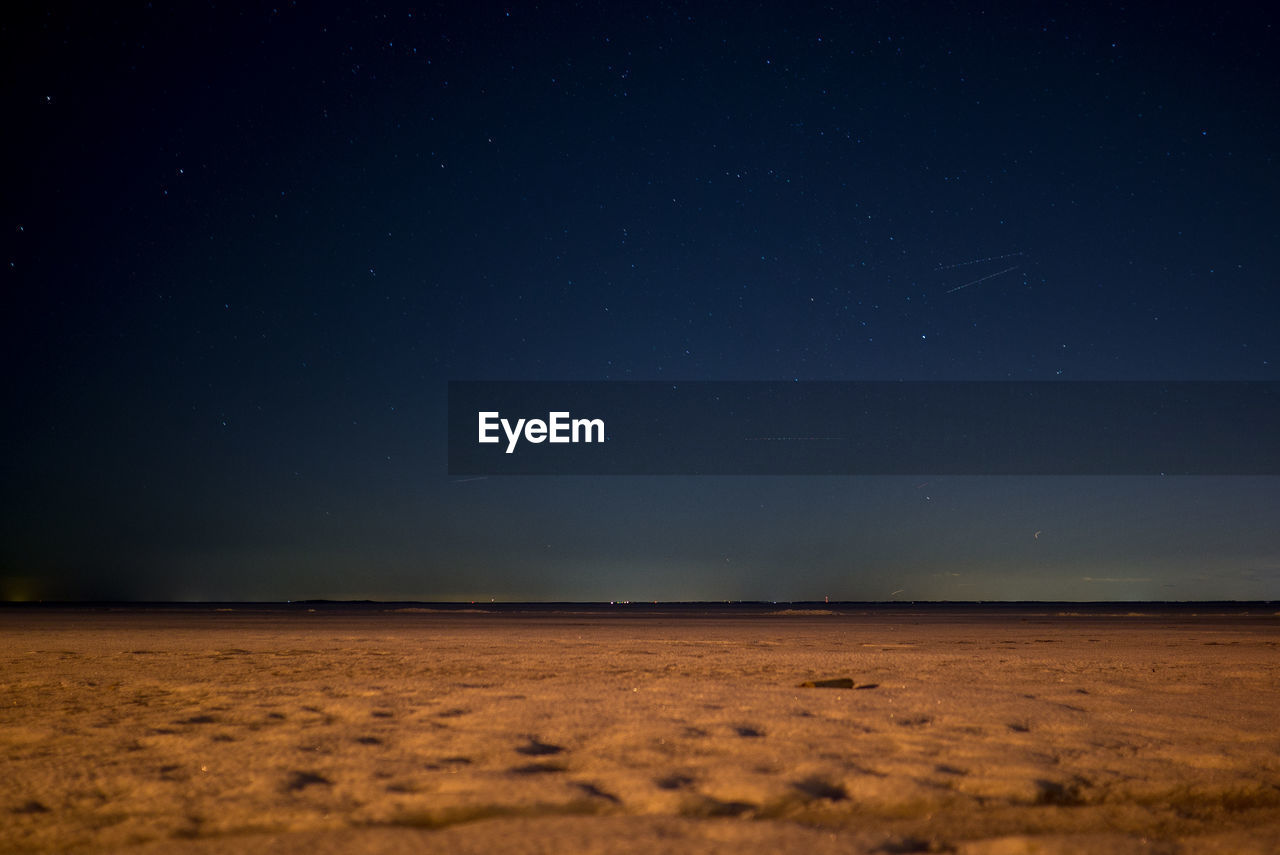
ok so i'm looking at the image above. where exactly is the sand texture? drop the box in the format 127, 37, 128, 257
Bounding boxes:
2, 606, 1278, 853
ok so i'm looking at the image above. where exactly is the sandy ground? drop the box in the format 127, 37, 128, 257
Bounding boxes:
2, 606, 1278, 854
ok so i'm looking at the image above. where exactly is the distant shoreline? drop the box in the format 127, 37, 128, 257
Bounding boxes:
3, 599, 1277, 619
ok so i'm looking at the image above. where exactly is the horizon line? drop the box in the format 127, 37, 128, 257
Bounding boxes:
3, 599, 1277, 607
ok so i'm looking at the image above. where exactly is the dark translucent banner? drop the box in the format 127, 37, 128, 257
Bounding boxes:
447, 382, 1280, 475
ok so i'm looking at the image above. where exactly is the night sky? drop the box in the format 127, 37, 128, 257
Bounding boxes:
3, 2, 1278, 602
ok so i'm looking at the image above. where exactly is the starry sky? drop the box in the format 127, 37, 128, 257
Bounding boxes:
3, 1, 1278, 602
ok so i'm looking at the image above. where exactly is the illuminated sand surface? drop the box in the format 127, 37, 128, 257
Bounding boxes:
2, 606, 1278, 854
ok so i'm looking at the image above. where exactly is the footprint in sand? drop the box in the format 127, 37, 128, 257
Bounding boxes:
516, 737, 565, 756
654, 773, 696, 790
510, 738, 567, 775
283, 771, 332, 793
176, 714, 217, 725
683, 796, 758, 818
574, 782, 621, 803
792, 777, 849, 802
510, 762, 567, 775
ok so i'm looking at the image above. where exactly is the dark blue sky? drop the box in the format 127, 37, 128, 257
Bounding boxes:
3, 1, 1277, 601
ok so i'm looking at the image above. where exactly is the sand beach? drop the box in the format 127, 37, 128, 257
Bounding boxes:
2, 604, 1278, 853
